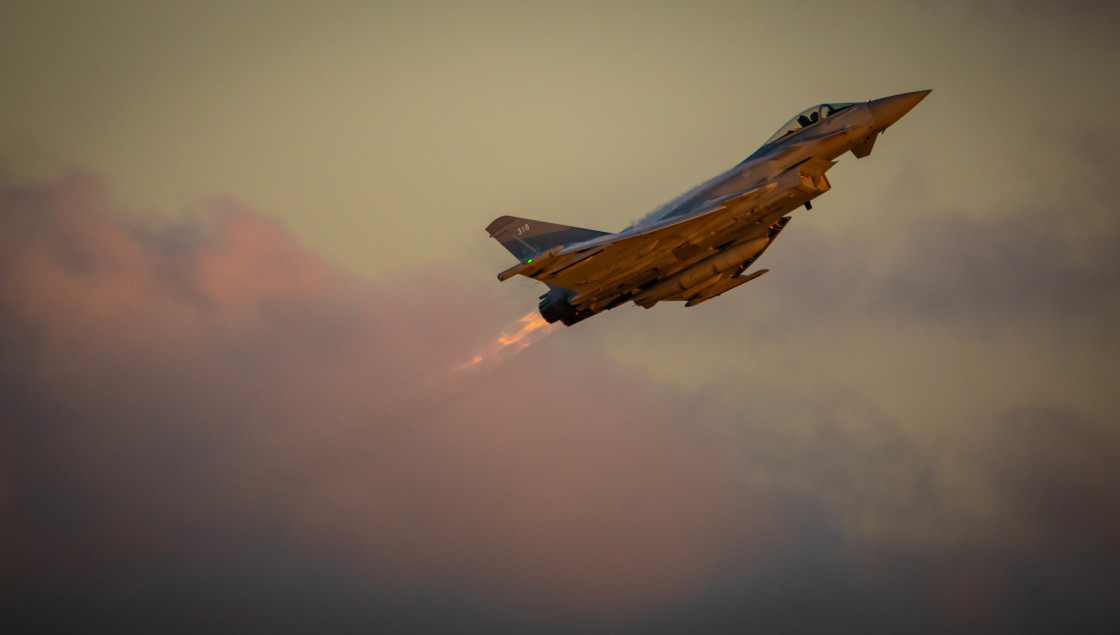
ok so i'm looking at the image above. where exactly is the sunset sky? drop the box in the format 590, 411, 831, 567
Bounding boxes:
2, 1, 1119, 632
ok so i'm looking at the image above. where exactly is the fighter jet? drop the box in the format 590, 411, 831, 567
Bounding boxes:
486, 90, 930, 326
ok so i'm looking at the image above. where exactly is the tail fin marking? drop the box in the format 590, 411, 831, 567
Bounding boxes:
486, 215, 608, 261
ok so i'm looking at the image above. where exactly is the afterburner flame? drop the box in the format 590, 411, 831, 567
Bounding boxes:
456, 310, 560, 371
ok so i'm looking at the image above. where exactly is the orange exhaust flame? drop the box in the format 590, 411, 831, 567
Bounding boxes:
456, 310, 560, 371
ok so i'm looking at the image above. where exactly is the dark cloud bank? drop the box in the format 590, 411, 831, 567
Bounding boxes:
2, 171, 1119, 633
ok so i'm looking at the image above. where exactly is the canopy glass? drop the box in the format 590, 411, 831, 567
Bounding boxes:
764, 102, 856, 145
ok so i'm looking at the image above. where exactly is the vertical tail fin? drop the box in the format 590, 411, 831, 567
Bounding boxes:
486, 215, 609, 262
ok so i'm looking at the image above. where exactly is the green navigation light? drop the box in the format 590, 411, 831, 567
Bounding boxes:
527, 258, 533, 263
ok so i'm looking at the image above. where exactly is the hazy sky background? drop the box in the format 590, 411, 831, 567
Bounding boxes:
2, 1, 1119, 632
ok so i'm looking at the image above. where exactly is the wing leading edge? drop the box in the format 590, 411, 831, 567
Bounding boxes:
493, 179, 783, 300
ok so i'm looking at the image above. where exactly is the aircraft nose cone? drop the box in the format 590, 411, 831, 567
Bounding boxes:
868, 90, 931, 130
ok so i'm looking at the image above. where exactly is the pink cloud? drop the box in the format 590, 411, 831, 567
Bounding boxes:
0, 171, 767, 619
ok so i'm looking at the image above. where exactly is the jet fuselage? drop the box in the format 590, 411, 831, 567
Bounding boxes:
486, 91, 930, 325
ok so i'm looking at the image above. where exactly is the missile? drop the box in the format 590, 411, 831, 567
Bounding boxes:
632, 237, 769, 307
685, 268, 769, 307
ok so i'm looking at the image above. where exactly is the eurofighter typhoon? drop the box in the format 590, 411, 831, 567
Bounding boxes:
486, 90, 930, 326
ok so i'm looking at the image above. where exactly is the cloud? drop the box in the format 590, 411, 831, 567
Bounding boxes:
969, 406, 1120, 631
986, 405, 1120, 552
3, 170, 1120, 632
750, 128, 1120, 336
870, 128, 1120, 330
866, 204, 1120, 328
0, 171, 765, 628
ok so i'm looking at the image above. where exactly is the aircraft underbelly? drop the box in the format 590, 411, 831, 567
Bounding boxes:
557, 166, 827, 310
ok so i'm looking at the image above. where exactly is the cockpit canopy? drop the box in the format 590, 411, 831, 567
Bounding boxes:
764, 102, 857, 146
